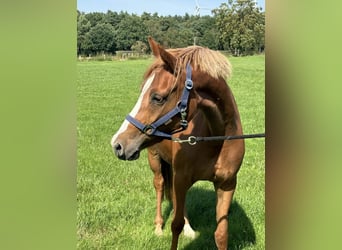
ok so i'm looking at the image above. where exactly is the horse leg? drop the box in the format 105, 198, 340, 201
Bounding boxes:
183, 207, 195, 238
170, 174, 190, 250
148, 151, 164, 236
214, 178, 236, 250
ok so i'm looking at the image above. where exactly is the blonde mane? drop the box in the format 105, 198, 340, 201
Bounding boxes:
146, 46, 232, 80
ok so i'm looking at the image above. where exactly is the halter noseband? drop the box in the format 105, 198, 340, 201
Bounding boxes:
125, 63, 193, 140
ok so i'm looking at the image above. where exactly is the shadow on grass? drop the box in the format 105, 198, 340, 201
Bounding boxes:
163, 186, 256, 250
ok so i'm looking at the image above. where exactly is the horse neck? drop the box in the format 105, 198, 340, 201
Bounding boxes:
194, 75, 241, 136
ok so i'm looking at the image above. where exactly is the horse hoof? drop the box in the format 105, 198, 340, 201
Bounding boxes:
183, 224, 196, 239
155, 225, 163, 236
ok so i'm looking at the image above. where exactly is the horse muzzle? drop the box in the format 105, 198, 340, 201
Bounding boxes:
112, 140, 141, 161
111, 129, 146, 161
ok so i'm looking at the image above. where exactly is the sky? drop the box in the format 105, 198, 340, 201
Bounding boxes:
77, 0, 265, 16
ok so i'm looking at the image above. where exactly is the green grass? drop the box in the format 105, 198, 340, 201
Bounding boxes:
77, 55, 264, 249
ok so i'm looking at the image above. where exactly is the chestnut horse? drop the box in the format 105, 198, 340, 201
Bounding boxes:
111, 37, 245, 250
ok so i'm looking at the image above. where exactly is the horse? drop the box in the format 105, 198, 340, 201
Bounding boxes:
111, 37, 245, 250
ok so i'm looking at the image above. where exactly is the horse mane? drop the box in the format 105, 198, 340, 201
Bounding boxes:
145, 46, 232, 81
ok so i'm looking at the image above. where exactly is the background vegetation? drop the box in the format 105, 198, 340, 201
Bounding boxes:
77, 0, 264, 57
77, 55, 265, 249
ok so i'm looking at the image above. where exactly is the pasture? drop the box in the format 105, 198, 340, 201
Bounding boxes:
77, 55, 265, 249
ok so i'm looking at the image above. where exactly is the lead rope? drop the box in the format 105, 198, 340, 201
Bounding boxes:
172, 133, 265, 145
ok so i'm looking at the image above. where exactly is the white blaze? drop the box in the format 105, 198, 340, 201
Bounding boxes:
111, 74, 155, 147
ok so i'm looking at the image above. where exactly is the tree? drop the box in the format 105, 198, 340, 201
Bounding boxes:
213, 0, 265, 55
76, 4, 263, 56
104, 10, 121, 27
190, 15, 218, 48
142, 13, 163, 51
82, 23, 116, 55
131, 41, 148, 55
84, 12, 105, 27
115, 14, 148, 50
77, 12, 91, 55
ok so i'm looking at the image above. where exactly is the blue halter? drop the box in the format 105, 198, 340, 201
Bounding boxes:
125, 63, 193, 140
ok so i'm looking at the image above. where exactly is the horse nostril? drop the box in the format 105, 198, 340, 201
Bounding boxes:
114, 143, 125, 159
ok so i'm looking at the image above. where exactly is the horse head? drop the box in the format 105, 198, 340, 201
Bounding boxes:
111, 37, 198, 160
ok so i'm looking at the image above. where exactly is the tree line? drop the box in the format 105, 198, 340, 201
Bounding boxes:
77, 0, 264, 57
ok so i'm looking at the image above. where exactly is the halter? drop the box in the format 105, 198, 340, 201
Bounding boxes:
125, 63, 193, 140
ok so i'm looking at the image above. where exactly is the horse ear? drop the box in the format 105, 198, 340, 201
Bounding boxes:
148, 37, 160, 57
148, 36, 176, 73
158, 45, 177, 73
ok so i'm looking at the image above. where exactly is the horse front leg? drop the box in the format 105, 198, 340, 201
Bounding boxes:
214, 178, 236, 250
170, 173, 190, 250
148, 151, 164, 236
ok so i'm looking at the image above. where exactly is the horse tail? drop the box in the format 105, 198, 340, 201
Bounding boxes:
161, 160, 173, 201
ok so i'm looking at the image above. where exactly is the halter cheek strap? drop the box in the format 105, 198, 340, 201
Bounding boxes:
125, 63, 193, 140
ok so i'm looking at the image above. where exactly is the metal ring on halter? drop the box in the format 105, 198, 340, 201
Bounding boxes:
188, 136, 197, 145
177, 101, 187, 111
185, 79, 193, 90
142, 125, 155, 135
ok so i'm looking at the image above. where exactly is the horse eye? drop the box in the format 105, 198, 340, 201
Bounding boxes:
151, 94, 165, 105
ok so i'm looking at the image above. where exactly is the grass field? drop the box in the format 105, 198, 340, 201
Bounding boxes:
77, 55, 265, 249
